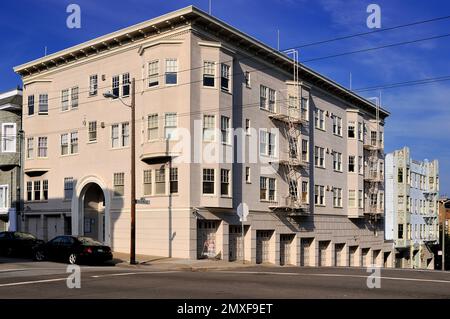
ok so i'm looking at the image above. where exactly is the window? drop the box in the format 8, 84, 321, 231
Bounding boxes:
43, 180, 48, 200
379, 132, 383, 147
164, 113, 177, 140
259, 131, 276, 156
332, 152, 342, 171
358, 190, 364, 209
301, 139, 308, 162
314, 109, 325, 130
203, 115, 215, 142
314, 185, 325, 206
148, 60, 159, 87
38, 137, 47, 157
71, 132, 78, 154
61, 89, 69, 111
348, 122, 355, 138
113, 173, 125, 197
111, 124, 119, 148
203, 169, 215, 194
71, 87, 79, 108
26, 181, 32, 201
155, 168, 166, 194
371, 131, 377, 146
64, 177, 73, 200
268, 89, 276, 112
379, 192, 384, 210
358, 156, 363, 174
221, 116, 230, 144
221, 64, 230, 92
112, 123, 129, 148
398, 167, 404, 183
358, 122, 363, 141
39, 94, 48, 115
34, 181, 41, 201
245, 167, 251, 183
302, 181, 309, 203
301, 97, 309, 121
260, 177, 267, 200
28, 95, 34, 115
26, 137, 34, 159
0, 185, 7, 209
203, 61, 215, 87
333, 188, 343, 207
221, 169, 230, 196
398, 224, 404, 239
289, 137, 297, 158
60, 133, 69, 155
260, 85, 267, 110
122, 73, 130, 97
348, 156, 355, 172
89, 74, 98, 96
88, 121, 97, 142
289, 179, 298, 200
332, 116, 342, 136
170, 168, 178, 194
288, 96, 298, 118
112, 75, 120, 97
165, 58, 178, 84
244, 71, 251, 88
268, 178, 276, 201
2, 123, 16, 152
143, 170, 152, 196
245, 119, 251, 135
147, 114, 158, 140
314, 146, 325, 168
348, 190, 356, 208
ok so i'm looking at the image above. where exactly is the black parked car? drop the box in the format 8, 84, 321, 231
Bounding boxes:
34, 235, 113, 265
0, 231, 44, 258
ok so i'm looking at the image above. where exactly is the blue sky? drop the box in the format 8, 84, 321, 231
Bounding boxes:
1, 0, 449, 194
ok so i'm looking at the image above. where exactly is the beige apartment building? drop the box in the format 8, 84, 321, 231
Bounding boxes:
14, 6, 394, 266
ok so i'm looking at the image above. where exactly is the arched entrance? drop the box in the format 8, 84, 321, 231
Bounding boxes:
82, 183, 105, 242
71, 176, 111, 245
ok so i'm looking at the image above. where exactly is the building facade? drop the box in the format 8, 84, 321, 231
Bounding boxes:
14, 6, 394, 266
385, 147, 439, 269
438, 197, 450, 235
0, 88, 23, 232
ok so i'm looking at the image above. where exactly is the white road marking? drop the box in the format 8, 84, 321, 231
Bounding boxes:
0, 278, 66, 287
91, 271, 180, 278
220, 271, 450, 284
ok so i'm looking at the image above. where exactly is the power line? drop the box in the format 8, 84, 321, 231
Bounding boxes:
354, 75, 450, 92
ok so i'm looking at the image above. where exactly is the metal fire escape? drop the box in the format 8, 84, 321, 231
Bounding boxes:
364, 97, 382, 222
268, 49, 308, 215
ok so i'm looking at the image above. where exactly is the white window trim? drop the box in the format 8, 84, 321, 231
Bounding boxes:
203, 114, 216, 142
164, 112, 178, 141
202, 168, 216, 196
148, 60, 160, 88
202, 60, 216, 88
1, 123, 16, 153
0, 184, 8, 211
111, 123, 130, 149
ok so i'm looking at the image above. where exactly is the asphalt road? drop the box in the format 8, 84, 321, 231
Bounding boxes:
0, 257, 449, 299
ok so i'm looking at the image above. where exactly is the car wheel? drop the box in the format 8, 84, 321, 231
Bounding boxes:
34, 250, 45, 261
68, 253, 78, 265
5, 247, 13, 257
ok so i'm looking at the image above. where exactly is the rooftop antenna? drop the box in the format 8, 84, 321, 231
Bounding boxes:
44, 46, 47, 56
209, 0, 212, 14
349, 72, 352, 90
277, 29, 280, 51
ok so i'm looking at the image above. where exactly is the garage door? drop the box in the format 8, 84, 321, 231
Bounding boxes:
280, 234, 294, 266
318, 241, 330, 267
349, 246, 358, 267
256, 230, 272, 264
335, 243, 345, 266
27, 217, 41, 239
47, 216, 64, 241
229, 225, 243, 262
361, 248, 370, 267
197, 220, 219, 259
300, 238, 313, 266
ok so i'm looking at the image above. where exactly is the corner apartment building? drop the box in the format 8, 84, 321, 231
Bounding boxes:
0, 88, 23, 232
438, 197, 450, 235
14, 6, 394, 266
385, 147, 439, 269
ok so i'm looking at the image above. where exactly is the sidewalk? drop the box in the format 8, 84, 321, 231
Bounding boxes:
112, 252, 255, 271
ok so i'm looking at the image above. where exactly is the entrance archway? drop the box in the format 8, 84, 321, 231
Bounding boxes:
71, 176, 111, 245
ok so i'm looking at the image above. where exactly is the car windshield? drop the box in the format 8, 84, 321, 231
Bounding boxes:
78, 237, 103, 246
14, 232, 36, 240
